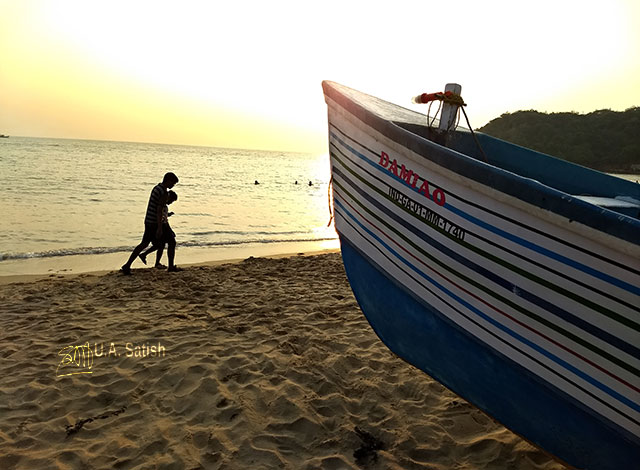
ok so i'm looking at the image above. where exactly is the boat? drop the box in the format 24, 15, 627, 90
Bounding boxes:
322, 80, 640, 469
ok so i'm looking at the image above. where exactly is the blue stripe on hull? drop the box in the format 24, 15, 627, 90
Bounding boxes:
331, 129, 640, 296
339, 237, 640, 470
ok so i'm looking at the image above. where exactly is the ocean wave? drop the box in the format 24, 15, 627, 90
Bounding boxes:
187, 229, 312, 237
0, 236, 338, 262
0, 246, 133, 261
179, 237, 337, 248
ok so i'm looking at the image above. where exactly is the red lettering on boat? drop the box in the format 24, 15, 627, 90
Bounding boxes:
380, 149, 446, 205
419, 180, 430, 198
400, 165, 419, 188
389, 159, 399, 177
433, 188, 446, 206
379, 151, 389, 168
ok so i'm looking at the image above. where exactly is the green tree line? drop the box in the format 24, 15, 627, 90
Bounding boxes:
478, 107, 640, 172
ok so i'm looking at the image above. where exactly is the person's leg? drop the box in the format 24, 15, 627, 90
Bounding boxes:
139, 245, 157, 265
155, 244, 166, 268
122, 241, 148, 273
122, 224, 155, 273
167, 237, 177, 270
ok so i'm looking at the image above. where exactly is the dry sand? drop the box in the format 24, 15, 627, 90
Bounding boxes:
0, 252, 566, 470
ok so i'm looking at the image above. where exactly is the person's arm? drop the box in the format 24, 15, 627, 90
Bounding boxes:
156, 192, 168, 237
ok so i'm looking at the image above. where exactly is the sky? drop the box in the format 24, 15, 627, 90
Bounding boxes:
1, 0, 639, 153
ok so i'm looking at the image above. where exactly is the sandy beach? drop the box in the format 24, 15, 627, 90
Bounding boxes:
0, 252, 565, 470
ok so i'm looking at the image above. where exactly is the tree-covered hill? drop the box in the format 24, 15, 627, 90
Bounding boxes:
478, 107, 640, 173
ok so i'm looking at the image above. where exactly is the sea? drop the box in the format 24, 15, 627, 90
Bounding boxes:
2, 137, 638, 278
0, 137, 339, 276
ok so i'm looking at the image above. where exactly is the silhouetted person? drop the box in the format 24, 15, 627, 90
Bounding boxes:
139, 190, 178, 269
121, 172, 179, 275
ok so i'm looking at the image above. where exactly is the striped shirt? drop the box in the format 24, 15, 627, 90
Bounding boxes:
144, 183, 167, 225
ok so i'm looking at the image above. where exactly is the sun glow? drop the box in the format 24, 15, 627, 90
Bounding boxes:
1, 0, 638, 151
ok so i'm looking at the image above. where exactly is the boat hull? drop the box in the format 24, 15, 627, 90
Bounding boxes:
341, 237, 635, 469
324, 81, 640, 469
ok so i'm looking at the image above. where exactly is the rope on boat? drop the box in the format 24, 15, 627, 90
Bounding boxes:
461, 106, 489, 164
417, 91, 465, 131
413, 90, 489, 163
427, 100, 442, 128
414, 91, 466, 106
327, 174, 334, 227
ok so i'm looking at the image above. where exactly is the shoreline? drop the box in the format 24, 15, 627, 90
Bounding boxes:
0, 239, 340, 285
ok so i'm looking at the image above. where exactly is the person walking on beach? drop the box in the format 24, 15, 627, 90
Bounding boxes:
121, 172, 180, 275
138, 190, 178, 269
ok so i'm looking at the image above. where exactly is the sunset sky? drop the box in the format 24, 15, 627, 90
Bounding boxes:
1, 0, 639, 153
